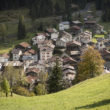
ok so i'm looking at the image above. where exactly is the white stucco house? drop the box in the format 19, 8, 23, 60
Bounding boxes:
32, 34, 46, 45
51, 32, 59, 41
11, 49, 22, 61
59, 21, 70, 31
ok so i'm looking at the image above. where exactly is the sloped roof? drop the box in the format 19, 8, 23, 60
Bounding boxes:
28, 49, 36, 55
67, 40, 81, 46
19, 42, 30, 48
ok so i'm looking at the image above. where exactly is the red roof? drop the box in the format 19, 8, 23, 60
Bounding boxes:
72, 26, 80, 30
26, 75, 37, 84
19, 42, 30, 48
28, 49, 36, 55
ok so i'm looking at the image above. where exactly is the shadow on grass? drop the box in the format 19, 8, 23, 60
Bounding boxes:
75, 99, 110, 110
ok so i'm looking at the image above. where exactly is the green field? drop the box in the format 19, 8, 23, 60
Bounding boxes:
0, 32, 35, 54
0, 8, 59, 54
0, 74, 110, 110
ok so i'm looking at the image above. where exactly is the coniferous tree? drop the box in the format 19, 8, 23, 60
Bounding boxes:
0, 23, 7, 42
30, 4, 37, 20
47, 60, 63, 93
17, 15, 26, 40
102, 0, 110, 22
54, 2, 61, 15
2, 78, 10, 97
3, 66, 22, 96
76, 47, 104, 83
64, 0, 73, 21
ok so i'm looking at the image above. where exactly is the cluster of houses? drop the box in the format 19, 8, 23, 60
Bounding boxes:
0, 15, 110, 87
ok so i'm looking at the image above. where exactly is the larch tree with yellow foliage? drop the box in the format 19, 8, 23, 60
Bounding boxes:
76, 47, 104, 82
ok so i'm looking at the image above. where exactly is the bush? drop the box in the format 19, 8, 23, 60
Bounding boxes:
13, 86, 32, 96
35, 84, 47, 96
29, 92, 36, 97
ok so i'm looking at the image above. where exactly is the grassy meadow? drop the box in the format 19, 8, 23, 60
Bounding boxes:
0, 74, 110, 110
0, 32, 35, 54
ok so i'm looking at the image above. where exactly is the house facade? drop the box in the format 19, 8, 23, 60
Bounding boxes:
56, 39, 67, 47
59, 21, 70, 30
0, 53, 9, 63
11, 49, 22, 61
40, 46, 53, 62
75, 30, 92, 44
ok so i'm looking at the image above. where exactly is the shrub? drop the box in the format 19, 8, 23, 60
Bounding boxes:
13, 86, 30, 96
35, 84, 47, 96
29, 92, 36, 97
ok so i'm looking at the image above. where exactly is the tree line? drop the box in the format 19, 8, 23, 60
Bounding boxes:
0, 0, 110, 21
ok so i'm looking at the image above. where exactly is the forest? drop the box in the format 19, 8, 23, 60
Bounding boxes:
0, 0, 110, 21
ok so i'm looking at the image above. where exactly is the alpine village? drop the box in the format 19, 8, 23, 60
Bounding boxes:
0, 0, 110, 110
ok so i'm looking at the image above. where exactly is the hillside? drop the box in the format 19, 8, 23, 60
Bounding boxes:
0, 74, 110, 110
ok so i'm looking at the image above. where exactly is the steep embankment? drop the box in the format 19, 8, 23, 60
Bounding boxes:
0, 74, 110, 110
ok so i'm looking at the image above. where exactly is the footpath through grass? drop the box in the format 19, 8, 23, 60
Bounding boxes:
0, 74, 110, 110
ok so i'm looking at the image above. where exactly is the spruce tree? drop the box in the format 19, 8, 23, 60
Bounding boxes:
17, 15, 26, 40
64, 0, 72, 22
54, 2, 61, 15
0, 23, 7, 42
47, 60, 63, 93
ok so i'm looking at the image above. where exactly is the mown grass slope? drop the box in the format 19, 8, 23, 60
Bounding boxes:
0, 74, 110, 110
